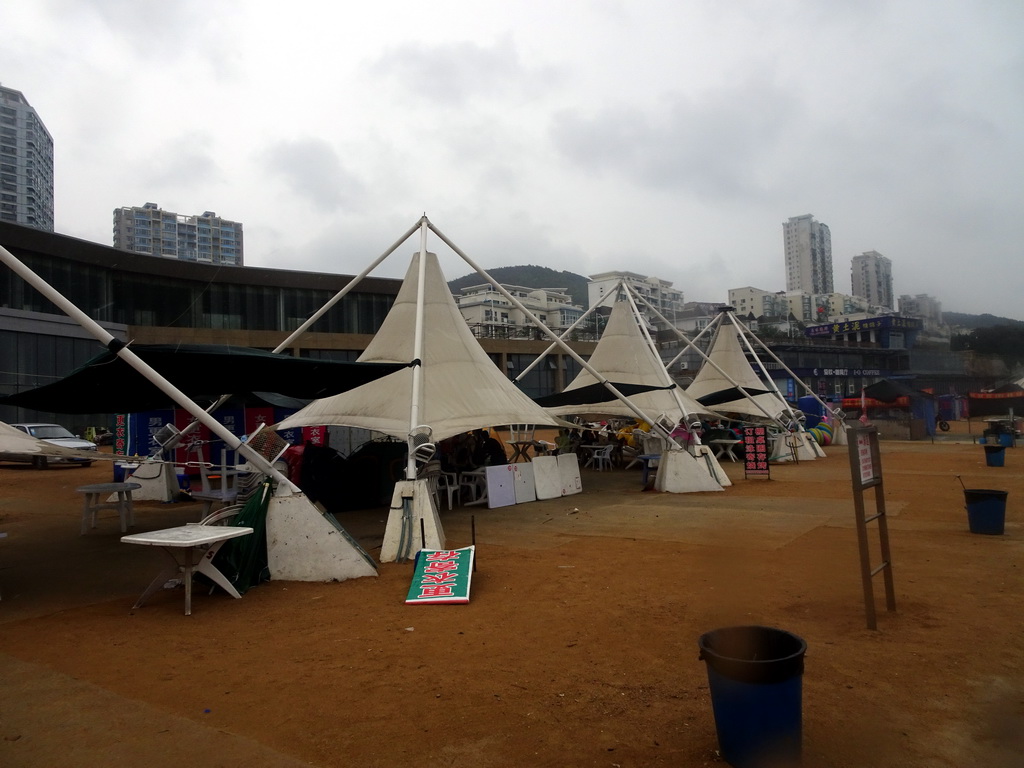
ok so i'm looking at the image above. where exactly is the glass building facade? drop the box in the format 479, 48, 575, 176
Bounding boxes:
1, 221, 592, 428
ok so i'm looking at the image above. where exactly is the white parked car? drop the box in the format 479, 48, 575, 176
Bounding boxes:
0, 423, 98, 469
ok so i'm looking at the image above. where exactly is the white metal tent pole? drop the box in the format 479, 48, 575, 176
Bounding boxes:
0, 244, 298, 492
638, 300, 735, 380
633, 296, 784, 425
161, 217, 423, 453
405, 219, 430, 481
727, 310, 800, 423
728, 318, 849, 428
620, 285, 694, 424
425, 220, 671, 439
275, 217, 421, 353
512, 280, 622, 383
664, 316, 718, 371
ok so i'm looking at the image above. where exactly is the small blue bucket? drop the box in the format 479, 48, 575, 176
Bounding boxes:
984, 445, 1006, 467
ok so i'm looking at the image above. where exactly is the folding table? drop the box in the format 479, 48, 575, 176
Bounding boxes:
122, 524, 253, 615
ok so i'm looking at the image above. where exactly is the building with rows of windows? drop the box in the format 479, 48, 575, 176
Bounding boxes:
851, 250, 894, 311
113, 202, 244, 266
0, 85, 54, 232
455, 283, 584, 340
783, 214, 833, 295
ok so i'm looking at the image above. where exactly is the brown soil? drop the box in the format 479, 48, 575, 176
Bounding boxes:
1, 432, 1022, 767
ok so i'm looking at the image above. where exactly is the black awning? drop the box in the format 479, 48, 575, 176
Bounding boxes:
695, 387, 772, 407
0, 344, 409, 413
533, 382, 674, 408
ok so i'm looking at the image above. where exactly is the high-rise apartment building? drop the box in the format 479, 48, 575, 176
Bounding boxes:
898, 294, 943, 334
851, 250, 894, 310
0, 85, 55, 232
783, 214, 832, 294
587, 271, 683, 330
113, 202, 243, 265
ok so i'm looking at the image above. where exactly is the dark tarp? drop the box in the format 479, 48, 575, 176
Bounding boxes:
863, 378, 936, 437
208, 479, 272, 595
862, 379, 934, 403
967, 391, 1024, 418
532, 382, 674, 408
0, 344, 411, 414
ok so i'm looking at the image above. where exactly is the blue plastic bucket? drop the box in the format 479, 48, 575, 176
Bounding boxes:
964, 489, 1007, 535
984, 445, 1006, 467
997, 433, 1014, 448
699, 626, 806, 767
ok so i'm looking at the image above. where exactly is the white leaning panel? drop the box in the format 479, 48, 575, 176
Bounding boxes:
486, 464, 517, 508
532, 455, 562, 500
557, 453, 582, 496
512, 462, 536, 504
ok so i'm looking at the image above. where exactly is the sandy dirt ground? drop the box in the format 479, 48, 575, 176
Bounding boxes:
1, 428, 1022, 767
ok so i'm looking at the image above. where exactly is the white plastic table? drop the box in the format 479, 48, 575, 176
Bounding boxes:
121, 524, 253, 615
77, 482, 142, 534
709, 439, 742, 462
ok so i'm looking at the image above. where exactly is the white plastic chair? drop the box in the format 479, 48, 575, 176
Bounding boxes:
195, 470, 265, 519
436, 471, 460, 509
418, 460, 461, 510
191, 445, 239, 514
190, 504, 247, 598
584, 444, 615, 471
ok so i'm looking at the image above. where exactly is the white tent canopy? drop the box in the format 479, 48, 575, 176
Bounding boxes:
275, 251, 565, 443
685, 314, 791, 422
546, 299, 711, 424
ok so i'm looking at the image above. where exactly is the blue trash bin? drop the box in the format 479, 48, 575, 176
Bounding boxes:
964, 489, 1007, 535
699, 626, 806, 768
984, 445, 1006, 467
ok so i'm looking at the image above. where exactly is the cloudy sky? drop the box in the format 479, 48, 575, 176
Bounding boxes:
2, 0, 1021, 317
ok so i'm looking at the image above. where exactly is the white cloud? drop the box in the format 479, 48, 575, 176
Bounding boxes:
0, 0, 1021, 316
262, 138, 365, 213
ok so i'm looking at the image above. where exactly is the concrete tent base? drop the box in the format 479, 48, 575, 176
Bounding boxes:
380, 479, 446, 563
770, 433, 800, 462
266, 492, 378, 581
123, 460, 177, 502
801, 432, 826, 458
831, 423, 849, 446
654, 450, 723, 493
692, 444, 732, 487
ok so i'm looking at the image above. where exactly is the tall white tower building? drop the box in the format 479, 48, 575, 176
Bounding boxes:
0, 85, 54, 232
783, 214, 833, 294
851, 250, 894, 310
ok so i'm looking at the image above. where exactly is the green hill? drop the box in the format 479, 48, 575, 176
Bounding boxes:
943, 312, 1024, 330
448, 265, 590, 308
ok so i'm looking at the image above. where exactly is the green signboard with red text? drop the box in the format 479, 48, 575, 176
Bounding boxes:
405, 546, 476, 604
